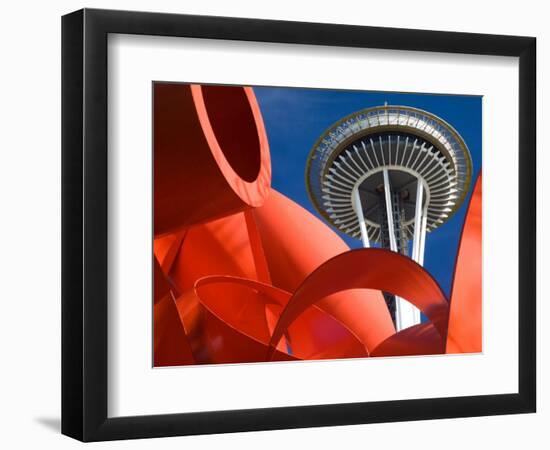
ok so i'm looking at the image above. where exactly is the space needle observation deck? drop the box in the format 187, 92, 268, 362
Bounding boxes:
305, 104, 472, 331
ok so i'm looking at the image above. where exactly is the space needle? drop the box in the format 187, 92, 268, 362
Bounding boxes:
305, 104, 472, 331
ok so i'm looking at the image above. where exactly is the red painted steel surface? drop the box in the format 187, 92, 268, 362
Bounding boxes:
446, 174, 483, 353
154, 83, 271, 237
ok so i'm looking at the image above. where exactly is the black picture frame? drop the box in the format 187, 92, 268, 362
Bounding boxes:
61, 8, 536, 442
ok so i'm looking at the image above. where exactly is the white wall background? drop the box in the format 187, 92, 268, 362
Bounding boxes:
0, 1, 546, 448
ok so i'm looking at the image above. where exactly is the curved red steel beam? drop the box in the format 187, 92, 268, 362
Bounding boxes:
446, 173, 482, 353
267, 248, 449, 359
154, 84, 271, 236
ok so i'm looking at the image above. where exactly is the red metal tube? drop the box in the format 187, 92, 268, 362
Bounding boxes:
154, 83, 271, 236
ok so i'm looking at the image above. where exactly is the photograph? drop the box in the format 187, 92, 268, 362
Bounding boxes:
153, 83, 482, 367
0, 1, 541, 447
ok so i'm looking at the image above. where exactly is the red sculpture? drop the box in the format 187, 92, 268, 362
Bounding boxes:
153, 83, 482, 367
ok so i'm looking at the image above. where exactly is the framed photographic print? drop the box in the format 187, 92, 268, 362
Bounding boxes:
61, 8, 536, 441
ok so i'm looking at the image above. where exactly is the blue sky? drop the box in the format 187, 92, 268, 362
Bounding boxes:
254, 86, 482, 298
